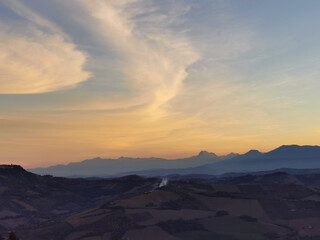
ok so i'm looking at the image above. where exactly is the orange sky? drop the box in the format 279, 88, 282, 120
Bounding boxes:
1, 0, 320, 168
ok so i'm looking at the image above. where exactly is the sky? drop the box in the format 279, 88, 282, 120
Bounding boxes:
1, 0, 320, 168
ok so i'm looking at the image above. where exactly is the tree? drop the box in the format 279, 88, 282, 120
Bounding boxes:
8, 232, 19, 240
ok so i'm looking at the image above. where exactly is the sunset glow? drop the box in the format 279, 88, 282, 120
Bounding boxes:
1, 0, 320, 167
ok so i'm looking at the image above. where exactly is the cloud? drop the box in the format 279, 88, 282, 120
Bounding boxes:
0, 1, 90, 94
76, 0, 199, 110
1, 0, 68, 39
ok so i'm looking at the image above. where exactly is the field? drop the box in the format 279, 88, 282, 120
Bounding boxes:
1, 166, 320, 239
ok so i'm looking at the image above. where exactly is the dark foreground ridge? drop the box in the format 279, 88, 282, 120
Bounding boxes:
1, 165, 320, 239
0, 164, 28, 174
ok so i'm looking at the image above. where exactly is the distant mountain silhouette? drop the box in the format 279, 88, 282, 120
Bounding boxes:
135, 145, 320, 176
243, 149, 263, 157
29, 145, 320, 177
29, 152, 235, 177
108, 145, 320, 177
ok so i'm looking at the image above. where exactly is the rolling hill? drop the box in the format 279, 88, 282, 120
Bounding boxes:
2, 165, 320, 239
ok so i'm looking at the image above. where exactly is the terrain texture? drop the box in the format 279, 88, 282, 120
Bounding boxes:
1, 165, 320, 239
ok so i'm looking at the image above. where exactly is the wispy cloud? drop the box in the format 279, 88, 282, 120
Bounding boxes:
1, 0, 320, 167
0, 0, 90, 94
76, 0, 199, 110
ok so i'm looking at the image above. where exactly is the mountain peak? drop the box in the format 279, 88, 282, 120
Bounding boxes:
198, 151, 217, 158
226, 152, 239, 158
244, 150, 262, 156
268, 145, 320, 156
274, 145, 320, 150
277, 145, 300, 150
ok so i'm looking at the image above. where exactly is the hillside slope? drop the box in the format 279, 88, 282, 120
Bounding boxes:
0, 165, 158, 234
2, 165, 320, 239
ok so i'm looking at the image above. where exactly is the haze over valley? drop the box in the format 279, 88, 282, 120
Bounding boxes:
1, 0, 320, 239
30, 145, 320, 178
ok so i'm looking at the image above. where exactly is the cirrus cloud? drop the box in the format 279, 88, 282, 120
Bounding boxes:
76, 0, 199, 110
0, 0, 90, 94
0, 28, 90, 94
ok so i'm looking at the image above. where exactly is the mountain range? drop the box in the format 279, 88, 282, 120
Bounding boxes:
29, 145, 320, 177
29, 151, 236, 177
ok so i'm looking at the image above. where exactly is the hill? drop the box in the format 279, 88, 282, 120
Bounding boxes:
2, 165, 320, 239
0, 165, 158, 236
